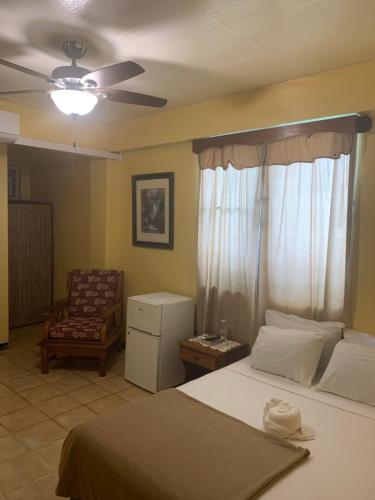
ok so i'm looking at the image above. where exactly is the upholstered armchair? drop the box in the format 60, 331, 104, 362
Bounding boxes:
40, 269, 124, 377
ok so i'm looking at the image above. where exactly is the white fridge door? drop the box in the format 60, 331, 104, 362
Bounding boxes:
125, 327, 160, 393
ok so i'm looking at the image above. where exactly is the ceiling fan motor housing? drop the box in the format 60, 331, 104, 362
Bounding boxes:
51, 65, 90, 80
51, 66, 99, 89
52, 41, 96, 88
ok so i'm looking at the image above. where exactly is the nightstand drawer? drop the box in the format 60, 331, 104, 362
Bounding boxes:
180, 347, 216, 370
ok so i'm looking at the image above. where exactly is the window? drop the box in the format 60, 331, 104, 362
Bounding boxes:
198, 155, 351, 344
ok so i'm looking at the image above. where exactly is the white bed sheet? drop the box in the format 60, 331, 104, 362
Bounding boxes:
178, 357, 375, 500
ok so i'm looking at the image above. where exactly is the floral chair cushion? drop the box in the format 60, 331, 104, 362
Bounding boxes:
49, 317, 104, 341
68, 269, 121, 317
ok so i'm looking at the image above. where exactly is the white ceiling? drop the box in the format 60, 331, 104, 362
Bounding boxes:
1, 0, 375, 122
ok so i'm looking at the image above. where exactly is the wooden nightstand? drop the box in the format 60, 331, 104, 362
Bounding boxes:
179, 338, 249, 382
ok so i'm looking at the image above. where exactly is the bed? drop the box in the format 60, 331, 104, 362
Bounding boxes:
57, 356, 375, 500
180, 357, 375, 500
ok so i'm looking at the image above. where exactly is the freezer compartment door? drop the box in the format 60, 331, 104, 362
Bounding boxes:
125, 327, 160, 393
127, 299, 162, 335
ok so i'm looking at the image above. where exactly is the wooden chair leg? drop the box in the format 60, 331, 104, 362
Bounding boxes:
99, 356, 107, 377
41, 345, 49, 374
116, 334, 123, 352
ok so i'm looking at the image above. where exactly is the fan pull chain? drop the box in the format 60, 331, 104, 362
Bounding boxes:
70, 114, 78, 167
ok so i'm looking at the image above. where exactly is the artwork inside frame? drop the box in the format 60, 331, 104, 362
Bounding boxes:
132, 172, 174, 249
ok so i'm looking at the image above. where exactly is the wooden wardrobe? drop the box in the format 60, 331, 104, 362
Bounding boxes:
8, 201, 53, 328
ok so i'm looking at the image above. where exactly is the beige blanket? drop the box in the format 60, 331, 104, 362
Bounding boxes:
56, 389, 309, 500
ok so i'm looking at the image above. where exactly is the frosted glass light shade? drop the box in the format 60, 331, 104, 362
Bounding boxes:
50, 89, 98, 116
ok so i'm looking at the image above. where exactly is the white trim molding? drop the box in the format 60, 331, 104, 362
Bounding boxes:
15, 136, 121, 161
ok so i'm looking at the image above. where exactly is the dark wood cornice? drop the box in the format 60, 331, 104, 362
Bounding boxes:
192, 115, 372, 154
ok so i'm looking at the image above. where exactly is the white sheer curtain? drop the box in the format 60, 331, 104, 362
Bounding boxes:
198, 166, 263, 343
198, 155, 351, 345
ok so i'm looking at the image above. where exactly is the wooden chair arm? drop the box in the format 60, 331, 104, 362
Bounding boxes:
100, 302, 123, 343
49, 299, 69, 324
42, 299, 69, 341
49, 299, 68, 312
100, 302, 122, 320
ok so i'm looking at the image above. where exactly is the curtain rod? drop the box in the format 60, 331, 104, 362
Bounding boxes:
192, 115, 372, 154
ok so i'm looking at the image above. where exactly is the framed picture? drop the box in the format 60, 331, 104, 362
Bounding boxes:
8, 167, 19, 199
132, 172, 174, 249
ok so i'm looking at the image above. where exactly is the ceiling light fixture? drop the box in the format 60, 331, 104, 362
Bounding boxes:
0, 40, 167, 116
50, 89, 98, 116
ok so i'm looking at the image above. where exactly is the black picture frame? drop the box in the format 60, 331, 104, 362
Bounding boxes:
132, 172, 174, 249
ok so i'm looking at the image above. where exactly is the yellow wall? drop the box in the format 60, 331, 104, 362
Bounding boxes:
101, 59, 375, 334
104, 142, 199, 300
2, 58, 375, 335
30, 159, 91, 299
89, 159, 109, 268
99, 133, 375, 334
108, 59, 375, 151
29, 157, 115, 301
0, 97, 115, 341
351, 132, 375, 332
0, 99, 110, 150
0, 145, 8, 344
0, 98, 110, 341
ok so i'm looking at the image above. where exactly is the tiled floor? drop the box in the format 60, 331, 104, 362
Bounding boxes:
0, 324, 151, 499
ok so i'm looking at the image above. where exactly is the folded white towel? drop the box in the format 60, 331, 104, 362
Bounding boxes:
263, 398, 316, 441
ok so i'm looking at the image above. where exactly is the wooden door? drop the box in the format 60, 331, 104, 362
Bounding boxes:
8, 201, 53, 328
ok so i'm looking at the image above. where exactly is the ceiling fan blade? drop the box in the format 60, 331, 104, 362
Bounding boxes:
95, 88, 167, 108
0, 59, 54, 83
0, 90, 50, 95
81, 61, 144, 87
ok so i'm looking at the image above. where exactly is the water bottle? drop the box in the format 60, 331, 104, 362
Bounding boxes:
219, 319, 228, 341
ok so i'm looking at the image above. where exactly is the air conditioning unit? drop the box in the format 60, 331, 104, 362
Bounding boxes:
0, 110, 19, 143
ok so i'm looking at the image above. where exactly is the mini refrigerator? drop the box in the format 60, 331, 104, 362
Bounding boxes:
125, 292, 194, 393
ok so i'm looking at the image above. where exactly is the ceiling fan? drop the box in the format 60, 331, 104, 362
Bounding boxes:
0, 40, 167, 117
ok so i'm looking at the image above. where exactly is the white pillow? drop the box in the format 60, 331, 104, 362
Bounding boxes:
344, 328, 375, 349
265, 309, 344, 375
250, 326, 328, 386
316, 340, 375, 406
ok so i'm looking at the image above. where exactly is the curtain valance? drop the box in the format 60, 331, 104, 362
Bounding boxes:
198, 144, 265, 170
194, 115, 371, 170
